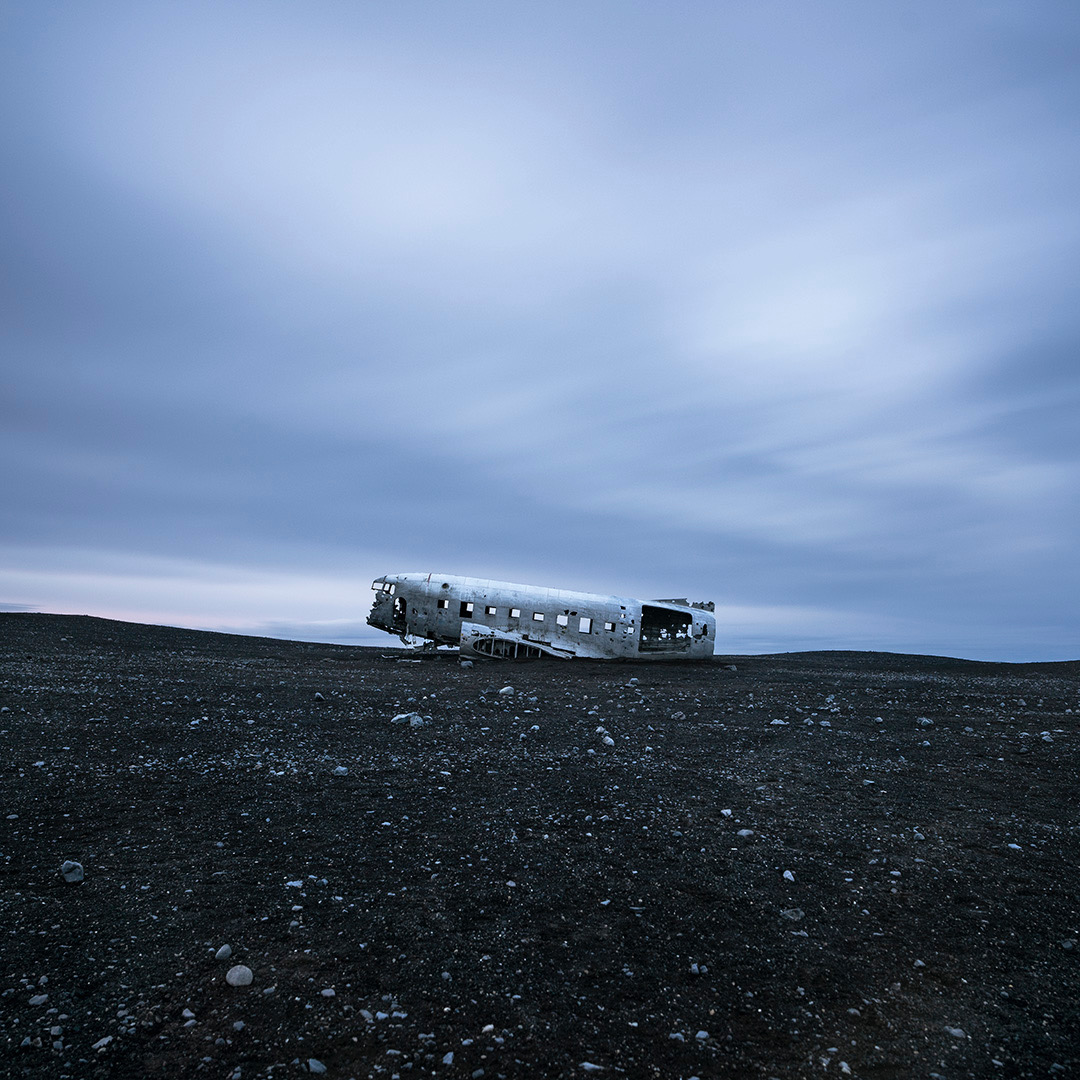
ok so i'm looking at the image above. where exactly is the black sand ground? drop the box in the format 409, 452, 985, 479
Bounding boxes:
1, 613, 1078, 1079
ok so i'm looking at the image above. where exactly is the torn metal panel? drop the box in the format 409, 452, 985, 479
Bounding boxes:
367, 574, 716, 660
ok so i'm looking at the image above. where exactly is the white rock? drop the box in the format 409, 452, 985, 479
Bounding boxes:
695, 1030, 708, 1040
443, 1051, 454, 1064
944, 1026, 966, 1038
308, 1059, 327, 1074
580, 1063, 604, 1073
92, 1035, 112, 1050
720, 808, 732, 817
769, 719, 787, 726
226, 965, 253, 987
215, 944, 232, 960
182, 1008, 196, 1019
783, 870, 795, 882
737, 829, 754, 838
459, 660, 473, 668
333, 765, 348, 775
602, 736, 615, 747
321, 988, 335, 997
392, 712, 423, 725
409, 716, 424, 728
498, 686, 514, 696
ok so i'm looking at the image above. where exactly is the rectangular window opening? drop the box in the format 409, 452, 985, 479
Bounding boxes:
532, 612, 545, 622
509, 608, 521, 619
556, 614, 569, 627
603, 621, 616, 632
437, 598, 450, 610
460, 601, 474, 617
579, 617, 592, 634
485, 605, 497, 616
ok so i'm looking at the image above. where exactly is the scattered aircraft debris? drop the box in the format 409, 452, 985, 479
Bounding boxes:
367, 573, 716, 660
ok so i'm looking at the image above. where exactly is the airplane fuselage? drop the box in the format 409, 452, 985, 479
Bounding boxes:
367, 573, 716, 660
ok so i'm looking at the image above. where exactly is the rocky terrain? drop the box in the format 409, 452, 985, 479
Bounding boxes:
1, 612, 1078, 1080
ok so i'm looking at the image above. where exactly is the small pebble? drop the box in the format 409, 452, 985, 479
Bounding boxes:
60, 860, 84, 884
308, 1059, 327, 1074
226, 965, 253, 987
215, 945, 232, 961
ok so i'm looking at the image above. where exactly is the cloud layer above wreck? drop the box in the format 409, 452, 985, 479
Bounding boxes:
2, 1, 1078, 658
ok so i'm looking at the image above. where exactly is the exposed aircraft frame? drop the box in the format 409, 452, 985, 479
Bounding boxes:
367, 573, 716, 661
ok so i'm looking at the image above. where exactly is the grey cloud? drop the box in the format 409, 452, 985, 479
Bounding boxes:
2, 1, 1078, 659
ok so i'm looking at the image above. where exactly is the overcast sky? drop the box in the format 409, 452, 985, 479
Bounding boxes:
2, 1, 1078, 659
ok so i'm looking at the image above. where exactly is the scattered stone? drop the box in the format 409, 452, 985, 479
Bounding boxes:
737, 829, 754, 838
233, 1020, 245, 1031
182, 1008, 196, 1019
944, 1026, 966, 1038
601, 735, 615, 747
917, 717, 934, 727
695, 1030, 708, 1041
780, 908, 804, 921
409, 715, 424, 728
333, 765, 348, 775
580, 1063, 604, 1073
226, 965, 254, 987
60, 860, 83, 884
670, 711, 686, 720
214, 944, 232, 960
498, 686, 515, 696
314, 692, 324, 700
321, 987, 336, 997
391, 712, 423, 725
308, 1059, 327, 1074
92, 1035, 112, 1050
459, 660, 473, 668
442, 1051, 454, 1065
783, 870, 795, 882
29, 993, 48, 1005
720, 808, 732, 817
769, 719, 787, 726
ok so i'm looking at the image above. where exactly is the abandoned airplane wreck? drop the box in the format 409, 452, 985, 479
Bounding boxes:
367, 573, 716, 660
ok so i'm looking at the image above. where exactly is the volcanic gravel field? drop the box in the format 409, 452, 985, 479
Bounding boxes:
1, 613, 1078, 1080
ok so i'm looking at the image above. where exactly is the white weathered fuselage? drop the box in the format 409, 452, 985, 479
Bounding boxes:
367, 573, 715, 660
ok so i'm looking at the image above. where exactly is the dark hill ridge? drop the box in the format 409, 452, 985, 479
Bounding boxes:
1, 613, 1078, 1078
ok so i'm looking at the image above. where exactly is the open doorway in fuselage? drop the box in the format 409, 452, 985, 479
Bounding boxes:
638, 604, 692, 653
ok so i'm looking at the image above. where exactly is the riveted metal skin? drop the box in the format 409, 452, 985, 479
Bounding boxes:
367, 573, 715, 661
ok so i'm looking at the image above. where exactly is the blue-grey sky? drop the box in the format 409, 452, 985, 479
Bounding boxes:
2, 1, 1078, 659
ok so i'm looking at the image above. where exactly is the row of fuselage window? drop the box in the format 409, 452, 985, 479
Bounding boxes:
437, 599, 618, 634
